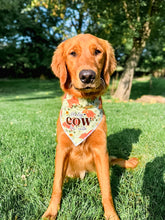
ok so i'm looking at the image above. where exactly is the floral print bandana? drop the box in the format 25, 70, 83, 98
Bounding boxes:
60, 93, 103, 146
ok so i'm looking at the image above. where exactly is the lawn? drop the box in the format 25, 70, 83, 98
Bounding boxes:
0, 77, 165, 220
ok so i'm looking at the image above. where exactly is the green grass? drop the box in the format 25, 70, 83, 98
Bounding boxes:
130, 76, 165, 99
0, 78, 165, 220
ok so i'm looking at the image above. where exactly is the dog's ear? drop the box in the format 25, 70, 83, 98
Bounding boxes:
51, 42, 67, 86
103, 40, 116, 85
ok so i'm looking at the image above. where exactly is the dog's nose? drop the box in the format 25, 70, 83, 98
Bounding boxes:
79, 70, 96, 84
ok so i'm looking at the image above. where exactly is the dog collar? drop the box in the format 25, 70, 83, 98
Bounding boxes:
60, 93, 103, 146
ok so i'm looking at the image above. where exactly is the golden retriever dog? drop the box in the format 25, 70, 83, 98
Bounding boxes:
42, 34, 138, 220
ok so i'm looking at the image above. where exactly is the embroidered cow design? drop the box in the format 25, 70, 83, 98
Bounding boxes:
60, 94, 103, 146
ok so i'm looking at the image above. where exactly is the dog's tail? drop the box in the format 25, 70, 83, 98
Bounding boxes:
109, 156, 139, 169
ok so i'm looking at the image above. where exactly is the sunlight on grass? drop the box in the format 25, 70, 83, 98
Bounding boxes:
0, 78, 165, 219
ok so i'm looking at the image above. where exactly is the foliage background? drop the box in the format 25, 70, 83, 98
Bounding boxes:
0, 0, 165, 78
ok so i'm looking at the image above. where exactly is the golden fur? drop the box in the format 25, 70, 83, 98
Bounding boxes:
42, 34, 138, 220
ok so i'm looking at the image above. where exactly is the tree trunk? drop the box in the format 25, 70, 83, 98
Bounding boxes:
113, 0, 155, 101
113, 40, 143, 101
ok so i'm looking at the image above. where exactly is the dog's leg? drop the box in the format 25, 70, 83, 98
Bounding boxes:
93, 151, 119, 220
91, 132, 120, 220
42, 145, 69, 220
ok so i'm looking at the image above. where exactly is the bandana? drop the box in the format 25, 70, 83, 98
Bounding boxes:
60, 93, 103, 146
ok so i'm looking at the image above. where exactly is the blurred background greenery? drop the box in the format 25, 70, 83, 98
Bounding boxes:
0, 0, 165, 99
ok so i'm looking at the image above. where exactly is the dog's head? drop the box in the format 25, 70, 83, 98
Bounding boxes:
51, 34, 116, 98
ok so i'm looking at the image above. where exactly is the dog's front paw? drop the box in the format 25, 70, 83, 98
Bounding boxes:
42, 205, 59, 220
105, 212, 120, 220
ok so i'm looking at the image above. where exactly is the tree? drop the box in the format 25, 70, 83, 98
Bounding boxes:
85, 0, 165, 100
1, 0, 164, 80
0, 0, 63, 77
30, 0, 90, 36
113, 0, 161, 100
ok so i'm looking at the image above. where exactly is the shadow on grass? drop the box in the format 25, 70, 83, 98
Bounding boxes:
107, 128, 141, 199
0, 79, 63, 101
130, 77, 165, 100
142, 155, 165, 219
5, 96, 59, 102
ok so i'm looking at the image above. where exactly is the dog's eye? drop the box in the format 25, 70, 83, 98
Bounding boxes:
94, 49, 101, 56
70, 51, 77, 57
